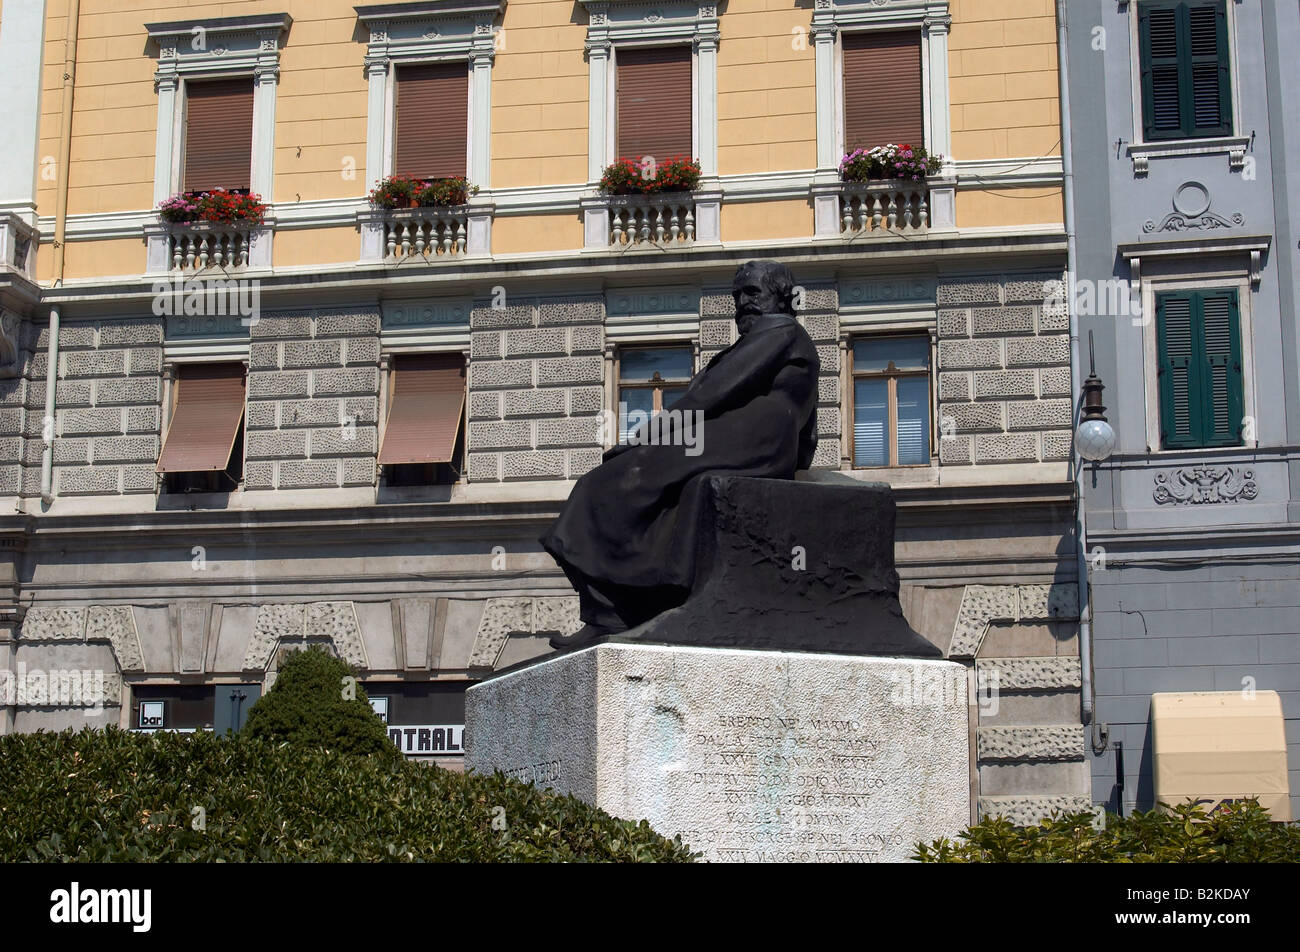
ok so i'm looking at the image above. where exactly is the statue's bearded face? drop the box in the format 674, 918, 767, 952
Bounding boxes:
732, 272, 783, 334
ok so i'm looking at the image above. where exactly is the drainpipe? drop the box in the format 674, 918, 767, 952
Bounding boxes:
1055, 0, 1094, 728
52, 0, 80, 283
44, 0, 80, 504
40, 307, 59, 504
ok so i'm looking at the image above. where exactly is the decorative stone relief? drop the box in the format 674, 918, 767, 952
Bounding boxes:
978, 795, 1092, 825
86, 607, 145, 672
19, 607, 87, 641
1144, 182, 1243, 233
977, 657, 1082, 692
467, 596, 581, 669
949, 583, 1080, 659
1153, 466, 1258, 505
977, 725, 1085, 762
19, 606, 144, 673
242, 602, 367, 671
0, 311, 20, 378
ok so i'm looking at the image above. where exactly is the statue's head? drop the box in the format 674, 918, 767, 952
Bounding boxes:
732, 260, 796, 334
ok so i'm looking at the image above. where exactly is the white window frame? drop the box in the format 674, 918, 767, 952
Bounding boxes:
1124, 0, 1250, 174
578, 0, 720, 183
356, 1, 502, 191
145, 15, 291, 205
1123, 248, 1262, 455
810, 0, 951, 172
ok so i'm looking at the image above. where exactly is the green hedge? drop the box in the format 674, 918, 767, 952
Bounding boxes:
0, 728, 696, 862
915, 801, 1300, 862
242, 646, 396, 758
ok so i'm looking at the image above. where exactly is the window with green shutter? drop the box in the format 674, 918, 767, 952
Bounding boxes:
1138, 1, 1232, 141
1156, 288, 1243, 449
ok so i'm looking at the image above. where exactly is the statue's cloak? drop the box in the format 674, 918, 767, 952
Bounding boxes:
540, 312, 820, 627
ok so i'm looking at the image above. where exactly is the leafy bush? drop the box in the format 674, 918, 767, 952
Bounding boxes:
915, 801, 1300, 862
157, 189, 267, 225
0, 728, 697, 862
599, 156, 702, 195
241, 645, 396, 758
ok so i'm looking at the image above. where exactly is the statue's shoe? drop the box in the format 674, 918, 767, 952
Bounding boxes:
549, 623, 621, 652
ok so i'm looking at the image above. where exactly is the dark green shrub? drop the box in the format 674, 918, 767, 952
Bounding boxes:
0, 728, 697, 862
915, 801, 1300, 862
241, 645, 395, 758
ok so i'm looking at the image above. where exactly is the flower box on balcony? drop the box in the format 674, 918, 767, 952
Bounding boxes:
357, 175, 491, 261
812, 143, 956, 238
598, 157, 702, 196
147, 190, 272, 273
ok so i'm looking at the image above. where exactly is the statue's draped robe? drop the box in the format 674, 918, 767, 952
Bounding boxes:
540, 312, 821, 628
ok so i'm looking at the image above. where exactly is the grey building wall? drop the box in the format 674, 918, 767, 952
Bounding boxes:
0, 249, 1085, 814
1066, 0, 1300, 818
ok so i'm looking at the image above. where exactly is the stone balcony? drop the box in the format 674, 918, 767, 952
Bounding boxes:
145, 219, 272, 274
358, 204, 493, 263
813, 176, 956, 239
581, 190, 722, 250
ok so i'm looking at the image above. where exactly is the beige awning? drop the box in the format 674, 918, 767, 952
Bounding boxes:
379, 353, 466, 466
1152, 690, 1291, 820
156, 363, 246, 473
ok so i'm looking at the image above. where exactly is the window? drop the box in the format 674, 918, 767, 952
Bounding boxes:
851, 337, 931, 467
616, 45, 693, 163
578, 0, 719, 180
131, 685, 217, 732
157, 362, 247, 494
1156, 288, 1242, 448
1138, 1, 1231, 141
842, 29, 925, 151
362, 681, 467, 757
393, 63, 469, 179
617, 345, 693, 442
183, 78, 254, 193
379, 353, 466, 486
356, 1, 500, 189
145, 14, 289, 203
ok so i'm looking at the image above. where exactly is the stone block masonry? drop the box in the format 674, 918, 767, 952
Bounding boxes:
247, 309, 381, 490
467, 297, 605, 483
14, 317, 167, 498
935, 273, 1073, 466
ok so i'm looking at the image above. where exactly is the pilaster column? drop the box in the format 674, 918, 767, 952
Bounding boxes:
153, 74, 180, 204
469, 49, 494, 187
813, 24, 838, 173
250, 68, 279, 198
924, 16, 952, 162
364, 59, 390, 188
586, 42, 611, 183
695, 32, 719, 179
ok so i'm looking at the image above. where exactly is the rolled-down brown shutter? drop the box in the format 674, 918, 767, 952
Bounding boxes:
156, 363, 246, 473
379, 354, 466, 466
616, 45, 693, 161
843, 29, 924, 151
184, 78, 254, 193
394, 63, 469, 179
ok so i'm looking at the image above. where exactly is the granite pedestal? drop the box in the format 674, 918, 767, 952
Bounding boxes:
466, 643, 972, 862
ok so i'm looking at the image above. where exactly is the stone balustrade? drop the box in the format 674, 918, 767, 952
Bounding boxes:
382, 207, 470, 260
840, 182, 931, 234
